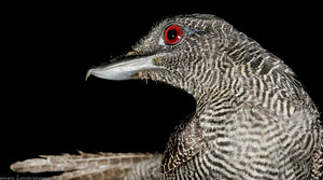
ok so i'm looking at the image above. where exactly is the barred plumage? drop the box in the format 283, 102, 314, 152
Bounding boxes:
11, 14, 322, 179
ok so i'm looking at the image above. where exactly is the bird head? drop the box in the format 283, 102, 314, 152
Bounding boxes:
87, 14, 282, 100
88, 14, 232, 97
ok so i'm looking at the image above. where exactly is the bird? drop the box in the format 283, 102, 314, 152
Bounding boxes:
10, 14, 322, 180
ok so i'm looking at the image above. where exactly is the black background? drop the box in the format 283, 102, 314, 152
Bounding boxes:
1, 2, 322, 177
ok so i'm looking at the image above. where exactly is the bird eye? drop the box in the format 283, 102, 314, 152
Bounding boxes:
164, 25, 182, 45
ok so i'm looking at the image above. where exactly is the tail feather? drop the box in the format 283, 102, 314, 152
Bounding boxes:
45, 167, 132, 180
11, 151, 161, 180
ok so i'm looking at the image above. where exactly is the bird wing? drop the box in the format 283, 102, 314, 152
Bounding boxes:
161, 115, 206, 173
229, 104, 322, 179
11, 151, 162, 180
162, 102, 322, 179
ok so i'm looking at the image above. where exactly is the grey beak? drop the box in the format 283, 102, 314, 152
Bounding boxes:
86, 53, 167, 81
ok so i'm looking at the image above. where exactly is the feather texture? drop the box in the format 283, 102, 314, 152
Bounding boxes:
11, 152, 162, 180
11, 14, 322, 179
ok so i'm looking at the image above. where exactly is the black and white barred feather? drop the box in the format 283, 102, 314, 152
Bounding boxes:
11, 14, 322, 180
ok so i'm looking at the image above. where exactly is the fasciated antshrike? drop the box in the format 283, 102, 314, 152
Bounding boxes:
11, 14, 322, 180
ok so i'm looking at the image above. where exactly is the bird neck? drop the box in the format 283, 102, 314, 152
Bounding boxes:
179, 76, 240, 118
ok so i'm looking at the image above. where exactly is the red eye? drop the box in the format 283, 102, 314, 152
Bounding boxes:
164, 25, 182, 45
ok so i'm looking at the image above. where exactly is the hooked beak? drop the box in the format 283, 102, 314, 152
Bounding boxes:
86, 53, 167, 81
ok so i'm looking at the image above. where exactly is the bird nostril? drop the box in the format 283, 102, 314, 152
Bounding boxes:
153, 57, 164, 66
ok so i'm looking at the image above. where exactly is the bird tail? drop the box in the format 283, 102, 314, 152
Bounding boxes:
10, 151, 162, 180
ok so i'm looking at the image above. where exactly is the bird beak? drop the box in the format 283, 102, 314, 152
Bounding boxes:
86, 53, 167, 81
